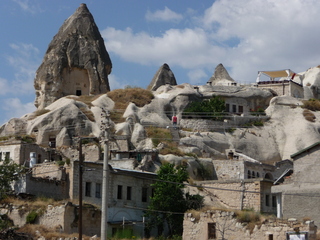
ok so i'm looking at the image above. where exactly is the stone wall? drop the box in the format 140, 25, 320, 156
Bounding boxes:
0, 202, 101, 236
180, 116, 268, 132
183, 210, 317, 240
195, 179, 276, 213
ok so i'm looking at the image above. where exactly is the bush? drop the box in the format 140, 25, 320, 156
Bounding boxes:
26, 211, 38, 224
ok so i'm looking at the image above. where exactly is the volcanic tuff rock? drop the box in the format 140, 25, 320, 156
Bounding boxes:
207, 63, 235, 86
34, 3, 112, 109
147, 63, 177, 91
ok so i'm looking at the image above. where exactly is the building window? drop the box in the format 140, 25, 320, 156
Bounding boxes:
117, 185, 122, 199
95, 183, 101, 198
239, 105, 243, 113
257, 172, 260, 178
127, 186, 132, 200
76, 90, 82, 96
208, 222, 216, 239
252, 171, 255, 178
265, 194, 270, 207
232, 105, 237, 113
49, 136, 56, 148
272, 195, 277, 208
225, 104, 230, 112
268, 234, 273, 240
142, 187, 148, 202
248, 170, 251, 179
85, 182, 91, 197
5, 152, 10, 160
0, 152, 2, 160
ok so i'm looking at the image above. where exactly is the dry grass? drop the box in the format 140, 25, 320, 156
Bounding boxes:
17, 224, 94, 240
303, 109, 316, 122
302, 98, 320, 111
145, 126, 184, 156
66, 94, 103, 107
29, 109, 50, 120
79, 106, 95, 121
107, 88, 154, 110
1, 196, 63, 215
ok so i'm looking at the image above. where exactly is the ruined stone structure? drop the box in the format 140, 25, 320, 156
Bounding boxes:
183, 210, 317, 240
34, 3, 112, 109
0, 138, 49, 165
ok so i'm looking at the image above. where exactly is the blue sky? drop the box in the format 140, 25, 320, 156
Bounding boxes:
1, 0, 320, 125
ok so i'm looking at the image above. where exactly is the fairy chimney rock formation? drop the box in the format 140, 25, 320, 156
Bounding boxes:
147, 63, 177, 91
34, 3, 112, 109
207, 63, 235, 86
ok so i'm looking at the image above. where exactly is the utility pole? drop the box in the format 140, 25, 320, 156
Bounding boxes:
78, 137, 83, 240
101, 108, 111, 239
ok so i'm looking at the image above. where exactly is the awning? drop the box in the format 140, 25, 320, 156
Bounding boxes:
256, 69, 298, 82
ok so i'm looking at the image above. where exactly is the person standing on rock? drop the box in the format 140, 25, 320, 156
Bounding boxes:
172, 115, 178, 129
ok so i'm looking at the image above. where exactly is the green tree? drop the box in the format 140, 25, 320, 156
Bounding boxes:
145, 163, 203, 238
0, 157, 24, 199
183, 95, 226, 119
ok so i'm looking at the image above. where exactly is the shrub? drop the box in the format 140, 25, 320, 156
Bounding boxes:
26, 210, 38, 224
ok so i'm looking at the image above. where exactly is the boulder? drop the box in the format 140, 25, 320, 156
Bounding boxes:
34, 3, 112, 109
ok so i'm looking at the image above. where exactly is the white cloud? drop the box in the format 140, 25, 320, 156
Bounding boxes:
1, 98, 35, 123
187, 69, 208, 85
103, 0, 320, 84
145, 6, 183, 22
6, 43, 40, 94
0, 78, 10, 95
12, 0, 42, 14
109, 74, 128, 90
103, 27, 224, 68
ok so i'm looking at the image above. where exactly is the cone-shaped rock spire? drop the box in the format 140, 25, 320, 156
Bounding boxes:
147, 63, 177, 91
34, 3, 112, 109
207, 63, 235, 86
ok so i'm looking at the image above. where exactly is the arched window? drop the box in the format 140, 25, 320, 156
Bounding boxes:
265, 173, 273, 180
252, 171, 255, 178
257, 172, 260, 178
248, 170, 251, 179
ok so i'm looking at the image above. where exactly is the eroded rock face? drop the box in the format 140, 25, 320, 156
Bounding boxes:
147, 63, 177, 91
34, 3, 112, 109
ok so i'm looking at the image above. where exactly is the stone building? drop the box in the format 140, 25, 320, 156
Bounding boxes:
212, 150, 292, 181
71, 160, 157, 237
0, 138, 49, 165
272, 141, 320, 226
183, 210, 317, 240
256, 69, 304, 98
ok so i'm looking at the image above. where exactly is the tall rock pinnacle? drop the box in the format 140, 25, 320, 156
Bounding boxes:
34, 3, 112, 109
207, 63, 235, 86
147, 63, 177, 91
